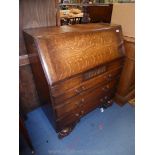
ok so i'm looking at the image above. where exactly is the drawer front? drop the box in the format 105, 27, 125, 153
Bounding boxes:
53, 67, 122, 105
54, 79, 118, 119
56, 90, 115, 129
51, 58, 124, 97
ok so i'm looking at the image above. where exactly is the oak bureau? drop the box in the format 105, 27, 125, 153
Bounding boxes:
23, 23, 125, 138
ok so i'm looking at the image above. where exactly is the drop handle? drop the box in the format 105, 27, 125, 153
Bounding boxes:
81, 110, 84, 115
102, 85, 110, 91
75, 102, 81, 107
75, 113, 80, 117
75, 98, 85, 107
81, 86, 85, 91
76, 86, 85, 94
107, 99, 113, 104
79, 98, 85, 106
108, 74, 112, 78
100, 98, 104, 103
106, 85, 110, 89
81, 98, 85, 103
75, 89, 80, 94
75, 111, 84, 118
75, 102, 80, 106
102, 87, 106, 91
104, 96, 110, 100
107, 74, 112, 81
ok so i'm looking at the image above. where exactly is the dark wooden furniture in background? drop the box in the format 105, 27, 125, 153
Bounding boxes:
114, 37, 135, 105
23, 23, 125, 138
61, 16, 83, 25
87, 4, 113, 23
19, 0, 57, 114
58, 3, 113, 25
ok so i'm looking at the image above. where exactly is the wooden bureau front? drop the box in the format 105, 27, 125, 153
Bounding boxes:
52, 59, 123, 103
51, 57, 124, 98
55, 84, 116, 130
52, 59, 124, 127
54, 79, 118, 119
23, 23, 125, 136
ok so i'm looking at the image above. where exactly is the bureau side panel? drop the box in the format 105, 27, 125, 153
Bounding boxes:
24, 33, 50, 104
23, 32, 57, 128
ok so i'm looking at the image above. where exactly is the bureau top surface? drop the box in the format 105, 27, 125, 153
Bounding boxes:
24, 23, 125, 85
24, 23, 121, 38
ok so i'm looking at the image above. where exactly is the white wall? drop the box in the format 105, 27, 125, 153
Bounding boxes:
111, 3, 135, 37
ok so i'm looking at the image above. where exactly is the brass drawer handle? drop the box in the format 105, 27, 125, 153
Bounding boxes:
104, 96, 108, 100
75, 89, 80, 94
75, 86, 85, 94
100, 98, 104, 103
75, 101, 81, 107
81, 110, 84, 115
75, 102, 80, 105
102, 87, 105, 91
75, 98, 85, 107
75, 113, 80, 117
107, 74, 112, 81
107, 99, 113, 104
81, 98, 85, 103
108, 74, 112, 78
75, 111, 84, 117
106, 85, 110, 89
102, 84, 110, 92
81, 86, 85, 91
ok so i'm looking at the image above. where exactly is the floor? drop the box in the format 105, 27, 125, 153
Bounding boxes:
20, 103, 135, 155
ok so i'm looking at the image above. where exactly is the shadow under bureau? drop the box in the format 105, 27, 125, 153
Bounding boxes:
23, 23, 125, 138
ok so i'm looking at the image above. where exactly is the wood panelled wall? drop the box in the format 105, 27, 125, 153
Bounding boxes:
19, 0, 57, 114
114, 37, 135, 105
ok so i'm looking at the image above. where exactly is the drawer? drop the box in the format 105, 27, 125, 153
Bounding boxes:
53, 67, 122, 104
54, 79, 118, 119
51, 57, 124, 97
56, 90, 115, 129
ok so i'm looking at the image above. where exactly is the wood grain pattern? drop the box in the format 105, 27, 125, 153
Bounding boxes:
24, 23, 125, 84
20, 0, 56, 55
45, 31, 123, 81
55, 79, 118, 119
56, 88, 115, 130
23, 33, 52, 105
52, 66, 123, 104
51, 58, 124, 97
24, 24, 125, 136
